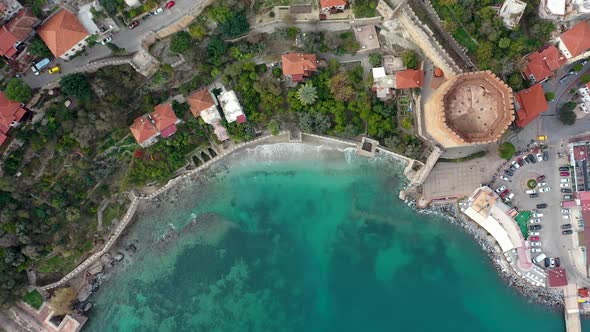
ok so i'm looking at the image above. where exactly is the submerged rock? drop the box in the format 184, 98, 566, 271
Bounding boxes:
114, 253, 124, 262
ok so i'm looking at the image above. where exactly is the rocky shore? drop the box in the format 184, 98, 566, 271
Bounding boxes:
415, 201, 564, 310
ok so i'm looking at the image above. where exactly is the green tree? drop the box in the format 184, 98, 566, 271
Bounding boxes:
188, 22, 207, 40
507, 73, 523, 90
170, 31, 192, 53
27, 38, 52, 58
207, 36, 227, 59
369, 53, 382, 67
558, 109, 576, 125
60, 73, 92, 100
4, 79, 32, 103
100, 0, 120, 15
582, 74, 590, 84
286, 27, 300, 39
563, 101, 577, 111
219, 12, 249, 37
544, 92, 555, 101
268, 119, 280, 135
401, 50, 418, 69
498, 38, 511, 49
329, 72, 355, 102
208, 5, 231, 23
297, 82, 318, 105
498, 142, 516, 159
573, 63, 584, 72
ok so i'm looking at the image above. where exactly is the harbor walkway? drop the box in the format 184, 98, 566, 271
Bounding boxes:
564, 283, 582, 332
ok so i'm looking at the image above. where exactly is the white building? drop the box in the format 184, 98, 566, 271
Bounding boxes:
0, 0, 22, 23
77, 2, 101, 35
218, 89, 246, 124
539, 0, 566, 19
498, 0, 527, 28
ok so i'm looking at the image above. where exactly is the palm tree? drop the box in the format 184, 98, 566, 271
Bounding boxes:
297, 82, 318, 105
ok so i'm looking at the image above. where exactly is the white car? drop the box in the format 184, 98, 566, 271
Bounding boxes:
531, 241, 542, 246
561, 178, 570, 183
560, 183, 570, 188
495, 186, 507, 194
536, 152, 543, 161
531, 248, 542, 253
539, 187, 551, 193
539, 181, 547, 187
100, 36, 112, 45
563, 214, 571, 219
153, 7, 164, 14
530, 231, 540, 236
530, 218, 542, 224
504, 192, 515, 202
500, 175, 509, 181
561, 209, 570, 214
549, 257, 556, 268
532, 213, 544, 218
511, 160, 520, 169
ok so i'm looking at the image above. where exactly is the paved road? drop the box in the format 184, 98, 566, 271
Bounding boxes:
23, 0, 205, 89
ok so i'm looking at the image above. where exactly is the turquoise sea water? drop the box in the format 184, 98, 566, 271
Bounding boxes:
85, 143, 580, 332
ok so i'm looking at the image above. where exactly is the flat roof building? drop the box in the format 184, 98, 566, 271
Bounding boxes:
353, 25, 380, 53
218, 89, 246, 124
423, 71, 514, 148
499, 0, 527, 29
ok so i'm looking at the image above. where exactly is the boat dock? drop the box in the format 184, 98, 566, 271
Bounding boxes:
564, 283, 581, 332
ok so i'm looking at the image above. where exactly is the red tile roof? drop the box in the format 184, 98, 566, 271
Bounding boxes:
151, 103, 178, 132
574, 145, 587, 161
281, 53, 317, 77
37, 9, 88, 58
5, 8, 36, 40
320, 0, 347, 7
0, 26, 19, 58
547, 268, 568, 287
515, 83, 548, 128
559, 21, 590, 58
187, 89, 215, 118
522, 45, 565, 82
129, 115, 158, 145
236, 114, 247, 123
0, 91, 26, 138
395, 69, 424, 89
0, 133, 6, 146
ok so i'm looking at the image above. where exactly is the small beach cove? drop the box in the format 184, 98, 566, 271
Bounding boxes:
83, 141, 585, 331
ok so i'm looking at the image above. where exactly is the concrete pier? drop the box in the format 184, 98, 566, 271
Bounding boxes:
564, 283, 582, 332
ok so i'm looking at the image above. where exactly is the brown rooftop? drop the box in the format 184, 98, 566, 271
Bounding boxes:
424, 71, 514, 148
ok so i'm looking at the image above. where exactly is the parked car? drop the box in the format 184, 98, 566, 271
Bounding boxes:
527, 154, 537, 163
539, 181, 548, 187
539, 187, 551, 193
529, 224, 543, 230
536, 203, 548, 209
165, 0, 175, 9
559, 75, 569, 83
563, 214, 571, 219
530, 231, 540, 236
530, 236, 540, 241
561, 188, 572, 193
530, 218, 542, 224
500, 175, 509, 181
560, 171, 570, 176
543, 257, 550, 267
505, 192, 515, 202
531, 241, 542, 246
509, 165, 517, 172
536, 152, 543, 161
500, 190, 510, 198
511, 160, 520, 169
536, 175, 546, 182
559, 166, 570, 171
504, 169, 514, 177
532, 212, 544, 218
560, 183, 570, 188
525, 189, 537, 194
555, 257, 561, 267
543, 151, 549, 161
561, 178, 570, 183
532, 247, 542, 253
153, 7, 164, 14
530, 193, 539, 198
517, 158, 524, 166
561, 208, 570, 214
562, 230, 573, 235
561, 224, 572, 229
128, 20, 139, 29
48, 66, 60, 74
549, 257, 556, 268
564, 195, 573, 200
100, 36, 112, 45
495, 186, 507, 194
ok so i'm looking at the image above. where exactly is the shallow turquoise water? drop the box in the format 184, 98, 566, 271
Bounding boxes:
85, 144, 578, 332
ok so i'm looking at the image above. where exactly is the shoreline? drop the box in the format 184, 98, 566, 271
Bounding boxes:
40, 133, 567, 323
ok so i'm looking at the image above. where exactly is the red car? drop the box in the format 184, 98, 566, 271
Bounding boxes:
536, 175, 545, 182
165, 0, 175, 9
529, 236, 540, 241
560, 171, 570, 176
500, 189, 509, 198
128, 20, 139, 29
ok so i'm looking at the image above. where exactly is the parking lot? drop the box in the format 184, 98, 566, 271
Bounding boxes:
490, 142, 579, 272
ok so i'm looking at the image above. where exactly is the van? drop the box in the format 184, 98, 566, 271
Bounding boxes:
533, 213, 544, 218
525, 189, 537, 194
533, 253, 547, 264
